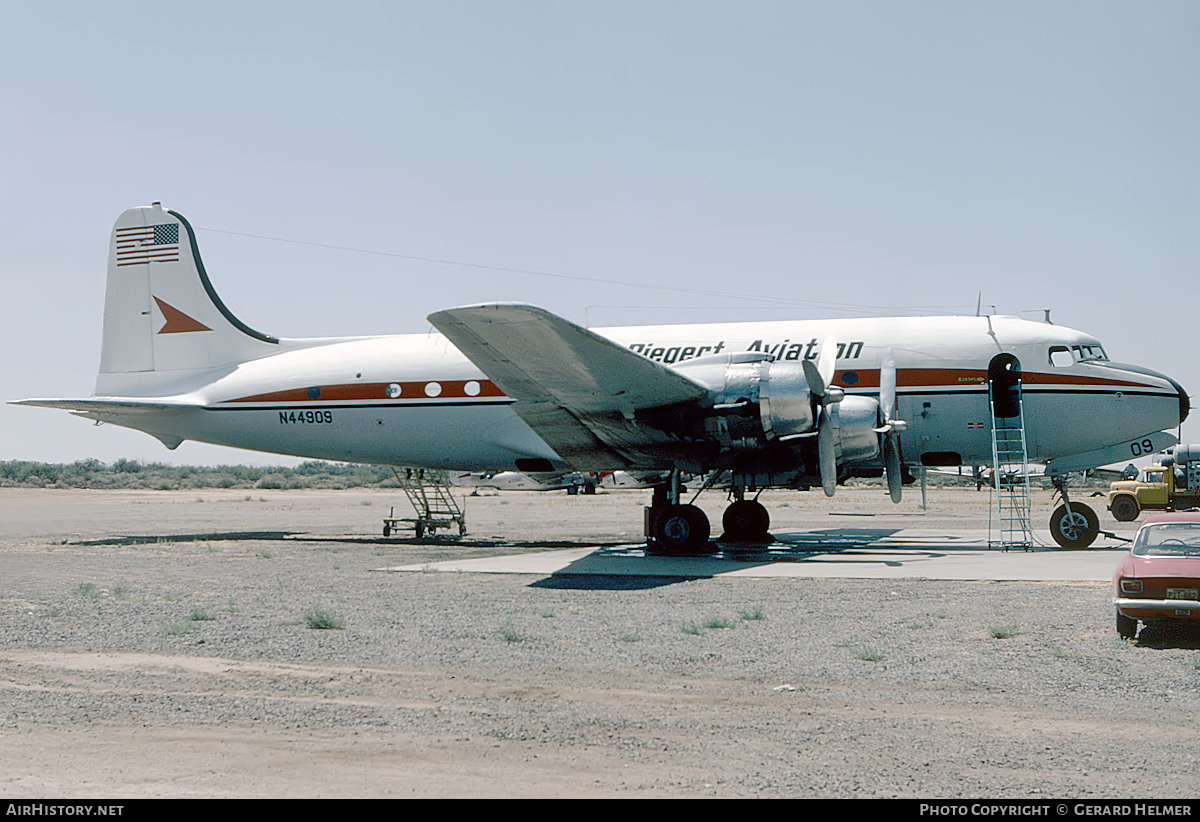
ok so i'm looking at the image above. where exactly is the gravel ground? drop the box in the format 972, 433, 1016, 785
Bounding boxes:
1, 487, 1198, 798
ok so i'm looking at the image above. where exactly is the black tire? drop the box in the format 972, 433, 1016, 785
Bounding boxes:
652, 504, 713, 555
1116, 610, 1138, 640
382, 523, 391, 537
721, 500, 771, 542
1110, 495, 1140, 522
1049, 503, 1099, 549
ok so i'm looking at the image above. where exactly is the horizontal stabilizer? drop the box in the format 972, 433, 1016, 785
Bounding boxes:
11, 398, 193, 449
12, 398, 190, 414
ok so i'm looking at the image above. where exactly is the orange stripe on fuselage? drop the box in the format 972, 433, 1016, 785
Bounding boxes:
220, 369, 1158, 407
835, 368, 1153, 390
222, 379, 507, 404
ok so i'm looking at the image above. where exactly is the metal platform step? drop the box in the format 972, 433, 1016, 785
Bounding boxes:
383, 467, 466, 539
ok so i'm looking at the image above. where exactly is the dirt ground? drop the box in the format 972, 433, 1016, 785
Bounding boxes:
2, 486, 1198, 798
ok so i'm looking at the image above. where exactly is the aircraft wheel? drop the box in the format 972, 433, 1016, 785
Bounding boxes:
1110, 495, 1140, 522
1049, 503, 1099, 549
652, 504, 713, 555
721, 500, 771, 542
1116, 610, 1139, 640
382, 523, 391, 537
567, 486, 579, 496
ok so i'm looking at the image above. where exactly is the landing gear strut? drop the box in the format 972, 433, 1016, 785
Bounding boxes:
1049, 475, 1099, 550
645, 471, 713, 555
645, 471, 775, 553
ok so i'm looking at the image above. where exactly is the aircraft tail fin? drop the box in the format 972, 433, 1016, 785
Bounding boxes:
97, 203, 280, 395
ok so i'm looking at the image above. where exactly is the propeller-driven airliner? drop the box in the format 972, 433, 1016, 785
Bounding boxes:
15, 204, 1190, 552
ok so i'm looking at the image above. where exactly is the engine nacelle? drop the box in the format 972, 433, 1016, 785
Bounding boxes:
827, 394, 883, 464
674, 353, 880, 465
674, 353, 812, 448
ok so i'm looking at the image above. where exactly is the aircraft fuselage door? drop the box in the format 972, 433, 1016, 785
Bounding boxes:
989, 353, 1022, 419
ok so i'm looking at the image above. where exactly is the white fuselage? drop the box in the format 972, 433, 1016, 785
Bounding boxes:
108, 314, 1186, 473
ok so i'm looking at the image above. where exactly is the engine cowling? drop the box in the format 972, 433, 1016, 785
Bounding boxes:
824, 394, 883, 464
674, 353, 880, 465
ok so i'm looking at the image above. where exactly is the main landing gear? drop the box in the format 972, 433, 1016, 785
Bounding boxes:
645, 471, 772, 555
1048, 475, 1099, 550
722, 498, 771, 543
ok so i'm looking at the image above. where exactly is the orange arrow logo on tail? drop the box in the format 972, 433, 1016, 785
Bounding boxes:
153, 296, 212, 334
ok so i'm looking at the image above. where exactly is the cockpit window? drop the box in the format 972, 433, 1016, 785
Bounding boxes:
1049, 344, 1108, 365
1048, 346, 1073, 367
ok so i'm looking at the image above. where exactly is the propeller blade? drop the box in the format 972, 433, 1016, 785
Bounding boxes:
802, 358, 826, 398
880, 348, 897, 424
884, 435, 902, 503
819, 405, 838, 497
806, 337, 844, 497
818, 336, 838, 392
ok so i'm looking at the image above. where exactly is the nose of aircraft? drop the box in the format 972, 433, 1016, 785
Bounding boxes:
1151, 368, 1190, 426
1101, 362, 1189, 426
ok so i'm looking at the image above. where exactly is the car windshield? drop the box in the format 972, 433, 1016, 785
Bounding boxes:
1132, 523, 1200, 557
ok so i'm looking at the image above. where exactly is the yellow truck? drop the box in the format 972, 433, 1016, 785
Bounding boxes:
1108, 445, 1200, 521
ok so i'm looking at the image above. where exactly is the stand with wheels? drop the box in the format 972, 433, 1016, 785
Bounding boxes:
382, 467, 466, 540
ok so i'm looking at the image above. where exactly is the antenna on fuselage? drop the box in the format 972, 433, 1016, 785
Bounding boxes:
977, 294, 999, 336
1022, 309, 1053, 324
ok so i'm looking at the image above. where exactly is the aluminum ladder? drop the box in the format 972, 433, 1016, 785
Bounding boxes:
988, 386, 1034, 551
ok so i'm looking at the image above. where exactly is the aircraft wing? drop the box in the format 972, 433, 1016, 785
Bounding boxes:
427, 303, 711, 469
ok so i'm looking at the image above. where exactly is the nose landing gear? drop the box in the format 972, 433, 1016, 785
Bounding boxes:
1049, 475, 1099, 550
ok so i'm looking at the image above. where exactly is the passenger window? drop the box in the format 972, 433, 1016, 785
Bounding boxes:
1048, 347, 1073, 367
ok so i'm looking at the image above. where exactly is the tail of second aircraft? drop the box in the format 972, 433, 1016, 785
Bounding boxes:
96, 202, 281, 395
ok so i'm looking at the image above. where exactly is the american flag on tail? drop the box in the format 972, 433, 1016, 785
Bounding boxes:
115, 223, 180, 266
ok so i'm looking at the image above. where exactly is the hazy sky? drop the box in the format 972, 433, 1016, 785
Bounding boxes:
2, 1, 1197, 466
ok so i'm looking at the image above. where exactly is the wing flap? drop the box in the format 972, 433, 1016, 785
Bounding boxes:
427, 304, 708, 413
428, 304, 710, 469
